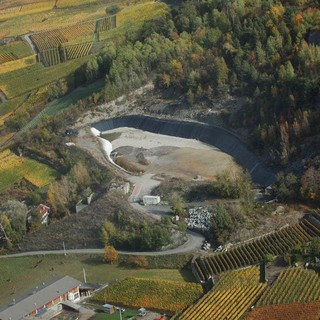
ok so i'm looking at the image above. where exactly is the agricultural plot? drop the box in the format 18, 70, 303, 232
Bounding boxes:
177, 267, 267, 320
55, 0, 100, 7
31, 30, 68, 52
0, 55, 37, 74
0, 1, 55, 20
193, 222, 313, 281
0, 40, 34, 60
91, 278, 203, 313
40, 48, 61, 67
60, 21, 96, 41
0, 95, 25, 117
246, 301, 320, 320
96, 15, 117, 32
257, 268, 320, 306
0, 149, 57, 191
62, 42, 93, 60
0, 56, 91, 98
0, 53, 17, 65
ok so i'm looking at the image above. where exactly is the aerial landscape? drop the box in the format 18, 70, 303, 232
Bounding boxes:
0, 0, 319, 319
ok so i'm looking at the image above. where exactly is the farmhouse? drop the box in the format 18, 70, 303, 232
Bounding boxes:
0, 276, 81, 320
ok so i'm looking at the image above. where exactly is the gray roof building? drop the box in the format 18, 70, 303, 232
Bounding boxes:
0, 275, 81, 320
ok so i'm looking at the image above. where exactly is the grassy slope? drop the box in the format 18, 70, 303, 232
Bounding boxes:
0, 0, 121, 37
0, 254, 195, 307
0, 151, 58, 191
0, 41, 34, 58
0, 56, 92, 98
22, 79, 105, 131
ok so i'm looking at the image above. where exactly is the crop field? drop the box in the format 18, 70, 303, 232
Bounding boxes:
62, 42, 93, 60
30, 21, 96, 52
246, 301, 320, 320
0, 254, 194, 308
98, 1, 168, 43
40, 48, 61, 67
193, 222, 313, 280
0, 149, 57, 191
0, 1, 55, 20
257, 268, 320, 306
177, 267, 267, 320
0, 0, 113, 37
0, 40, 34, 60
0, 55, 37, 74
55, 0, 101, 7
0, 56, 91, 98
91, 278, 203, 313
0, 96, 25, 117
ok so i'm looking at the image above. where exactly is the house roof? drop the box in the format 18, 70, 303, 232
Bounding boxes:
0, 276, 81, 320
36, 204, 50, 217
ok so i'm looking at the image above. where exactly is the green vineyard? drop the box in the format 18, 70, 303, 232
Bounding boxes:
96, 15, 117, 32
193, 214, 320, 281
177, 267, 267, 320
0, 53, 16, 64
30, 16, 116, 66
31, 30, 68, 52
62, 42, 93, 60
257, 268, 320, 306
40, 47, 61, 66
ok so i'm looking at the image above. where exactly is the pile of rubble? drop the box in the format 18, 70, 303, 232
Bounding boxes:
185, 207, 212, 232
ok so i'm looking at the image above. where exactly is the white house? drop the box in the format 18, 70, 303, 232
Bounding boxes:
143, 195, 160, 205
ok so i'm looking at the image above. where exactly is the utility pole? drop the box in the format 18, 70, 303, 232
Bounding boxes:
83, 268, 87, 283
62, 241, 66, 256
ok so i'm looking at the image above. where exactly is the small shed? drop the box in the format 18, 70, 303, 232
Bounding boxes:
138, 307, 147, 316
103, 304, 115, 314
143, 195, 160, 206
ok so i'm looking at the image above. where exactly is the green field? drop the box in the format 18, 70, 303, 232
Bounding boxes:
0, 150, 58, 191
0, 56, 93, 98
22, 79, 105, 131
0, 96, 25, 117
0, 40, 34, 59
92, 310, 138, 320
0, 254, 195, 307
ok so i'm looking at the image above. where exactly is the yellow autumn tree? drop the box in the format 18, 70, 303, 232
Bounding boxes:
104, 245, 119, 264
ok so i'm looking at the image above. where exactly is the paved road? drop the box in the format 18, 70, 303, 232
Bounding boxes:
0, 230, 205, 258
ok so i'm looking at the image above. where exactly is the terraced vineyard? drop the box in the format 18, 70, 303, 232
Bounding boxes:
96, 15, 117, 32
0, 53, 16, 64
193, 221, 315, 281
31, 30, 68, 52
40, 48, 61, 66
246, 301, 320, 320
257, 268, 320, 306
177, 267, 267, 320
62, 42, 93, 60
92, 278, 203, 313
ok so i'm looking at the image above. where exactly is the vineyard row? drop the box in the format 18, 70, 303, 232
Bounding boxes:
178, 267, 267, 320
39, 42, 93, 66
193, 214, 320, 281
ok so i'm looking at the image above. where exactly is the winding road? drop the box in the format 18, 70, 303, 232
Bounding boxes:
0, 231, 205, 258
